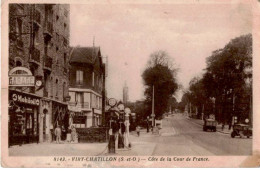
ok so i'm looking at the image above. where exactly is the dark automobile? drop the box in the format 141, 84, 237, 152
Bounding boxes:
203, 119, 217, 132
231, 124, 252, 138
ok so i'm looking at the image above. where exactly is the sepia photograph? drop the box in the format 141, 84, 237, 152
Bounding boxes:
1, 0, 260, 168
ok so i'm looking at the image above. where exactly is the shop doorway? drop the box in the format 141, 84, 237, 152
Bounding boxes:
43, 109, 48, 141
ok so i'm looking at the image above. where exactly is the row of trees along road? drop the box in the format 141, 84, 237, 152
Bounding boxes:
179, 34, 252, 126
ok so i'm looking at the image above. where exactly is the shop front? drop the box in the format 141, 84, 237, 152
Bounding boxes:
8, 90, 40, 146
52, 101, 69, 141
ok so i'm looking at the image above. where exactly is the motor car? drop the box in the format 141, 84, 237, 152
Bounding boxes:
231, 124, 252, 138
203, 119, 217, 132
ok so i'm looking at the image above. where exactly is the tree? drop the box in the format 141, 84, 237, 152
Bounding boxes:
142, 50, 179, 119
202, 34, 252, 123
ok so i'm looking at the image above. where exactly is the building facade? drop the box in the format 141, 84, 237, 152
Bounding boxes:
8, 4, 70, 145
69, 47, 105, 128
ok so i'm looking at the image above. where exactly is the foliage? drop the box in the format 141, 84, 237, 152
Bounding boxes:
142, 50, 179, 118
179, 34, 252, 123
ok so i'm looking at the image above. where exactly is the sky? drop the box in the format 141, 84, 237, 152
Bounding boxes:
70, 2, 252, 102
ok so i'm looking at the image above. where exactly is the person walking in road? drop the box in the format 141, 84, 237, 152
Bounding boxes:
55, 125, 62, 143
136, 125, 140, 137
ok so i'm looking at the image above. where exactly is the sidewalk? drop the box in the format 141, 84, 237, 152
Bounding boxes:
186, 117, 232, 134
9, 141, 108, 156
9, 129, 160, 156
112, 129, 158, 156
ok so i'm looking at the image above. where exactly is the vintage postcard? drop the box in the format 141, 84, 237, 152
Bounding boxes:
1, 0, 260, 168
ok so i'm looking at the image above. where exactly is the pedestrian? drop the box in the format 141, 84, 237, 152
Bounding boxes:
146, 117, 150, 133
55, 125, 62, 143
136, 125, 140, 137
71, 125, 77, 143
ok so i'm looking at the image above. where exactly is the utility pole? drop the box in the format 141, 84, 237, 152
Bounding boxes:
151, 85, 155, 127
202, 104, 204, 120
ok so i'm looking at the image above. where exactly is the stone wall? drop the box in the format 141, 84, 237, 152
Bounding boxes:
76, 127, 108, 143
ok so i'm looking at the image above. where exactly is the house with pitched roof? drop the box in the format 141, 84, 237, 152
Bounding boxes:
68, 46, 105, 128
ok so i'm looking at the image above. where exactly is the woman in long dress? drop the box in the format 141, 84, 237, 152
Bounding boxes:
71, 126, 77, 142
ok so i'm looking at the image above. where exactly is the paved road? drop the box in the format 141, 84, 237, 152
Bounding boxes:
151, 113, 252, 155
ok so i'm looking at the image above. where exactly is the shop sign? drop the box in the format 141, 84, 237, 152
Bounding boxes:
9, 67, 35, 86
12, 92, 40, 106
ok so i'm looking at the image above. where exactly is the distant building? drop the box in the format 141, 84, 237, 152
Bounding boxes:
123, 82, 128, 105
69, 46, 106, 128
8, 4, 70, 145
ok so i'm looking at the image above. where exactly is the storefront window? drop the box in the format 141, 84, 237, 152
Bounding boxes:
12, 113, 26, 135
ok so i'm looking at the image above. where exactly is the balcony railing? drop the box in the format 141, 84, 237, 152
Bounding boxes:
69, 102, 90, 109
44, 55, 52, 71
30, 48, 40, 64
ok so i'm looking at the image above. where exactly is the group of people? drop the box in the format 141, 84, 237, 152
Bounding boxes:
53, 125, 78, 143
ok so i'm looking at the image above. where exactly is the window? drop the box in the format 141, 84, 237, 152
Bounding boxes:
96, 75, 99, 88
63, 82, 66, 101
55, 79, 58, 97
76, 70, 83, 85
92, 72, 95, 86
76, 92, 83, 106
16, 18, 22, 39
11, 113, 26, 135
56, 15, 59, 21
34, 28, 39, 45
64, 23, 67, 29
92, 94, 96, 108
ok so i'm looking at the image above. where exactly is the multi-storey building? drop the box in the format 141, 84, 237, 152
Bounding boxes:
8, 4, 70, 145
69, 46, 105, 128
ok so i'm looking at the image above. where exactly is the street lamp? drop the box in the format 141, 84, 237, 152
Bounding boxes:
124, 107, 131, 148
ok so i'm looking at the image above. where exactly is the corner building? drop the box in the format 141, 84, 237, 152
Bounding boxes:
69, 47, 105, 128
8, 4, 70, 145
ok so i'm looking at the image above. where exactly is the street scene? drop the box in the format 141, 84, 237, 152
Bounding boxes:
9, 113, 252, 156
7, 3, 252, 157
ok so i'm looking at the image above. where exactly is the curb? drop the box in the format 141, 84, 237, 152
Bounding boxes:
186, 118, 231, 135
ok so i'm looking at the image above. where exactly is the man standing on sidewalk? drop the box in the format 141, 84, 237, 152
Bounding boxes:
55, 125, 62, 143
146, 116, 150, 133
